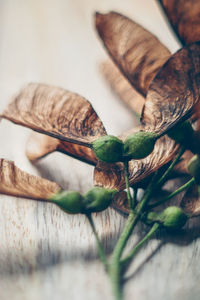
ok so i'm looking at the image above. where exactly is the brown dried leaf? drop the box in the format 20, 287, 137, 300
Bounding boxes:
26, 132, 97, 165
141, 42, 200, 134
0, 159, 60, 200
101, 60, 145, 115
1, 83, 107, 147
180, 185, 200, 216
95, 11, 170, 97
159, 0, 200, 45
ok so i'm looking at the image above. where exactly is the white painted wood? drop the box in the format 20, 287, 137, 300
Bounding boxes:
0, 1, 199, 300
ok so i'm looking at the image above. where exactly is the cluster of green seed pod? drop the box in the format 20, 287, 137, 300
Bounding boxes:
50, 187, 117, 215
92, 131, 158, 163
144, 206, 189, 230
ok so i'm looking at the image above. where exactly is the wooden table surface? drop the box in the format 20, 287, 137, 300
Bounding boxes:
0, 1, 200, 299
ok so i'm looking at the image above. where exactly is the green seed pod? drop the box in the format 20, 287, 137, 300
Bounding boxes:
83, 187, 117, 213
187, 154, 200, 184
123, 131, 157, 160
50, 190, 83, 214
92, 135, 123, 163
159, 206, 188, 230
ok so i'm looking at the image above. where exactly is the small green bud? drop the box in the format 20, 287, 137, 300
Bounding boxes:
142, 211, 160, 225
123, 131, 157, 160
83, 187, 117, 212
187, 155, 200, 184
50, 190, 83, 214
159, 206, 188, 230
92, 135, 123, 163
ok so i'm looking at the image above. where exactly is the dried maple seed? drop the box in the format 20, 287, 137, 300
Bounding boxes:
83, 187, 117, 212
92, 135, 124, 163
123, 131, 157, 160
50, 191, 84, 214
187, 155, 200, 184
0, 83, 107, 165
159, 206, 188, 230
95, 11, 170, 97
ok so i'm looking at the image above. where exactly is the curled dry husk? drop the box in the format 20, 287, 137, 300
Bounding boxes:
159, 0, 200, 45
0, 159, 60, 200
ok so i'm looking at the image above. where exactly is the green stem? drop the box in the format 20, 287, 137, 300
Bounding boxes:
86, 214, 108, 270
148, 177, 195, 209
124, 160, 134, 210
120, 222, 160, 267
109, 211, 136, 300
157, 147, 185, 187
108, 172, 159, 300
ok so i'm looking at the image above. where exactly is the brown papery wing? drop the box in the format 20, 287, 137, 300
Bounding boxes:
159, 0, 200, 45
0, 159, 60, 200
101, 60, 145, 116
141, 42, 200, 135
1, 83, 107, 147
26, 132, 97, 165
95, 11, 170, 97
180, 185, 200, 216
94, 128, 179, 213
